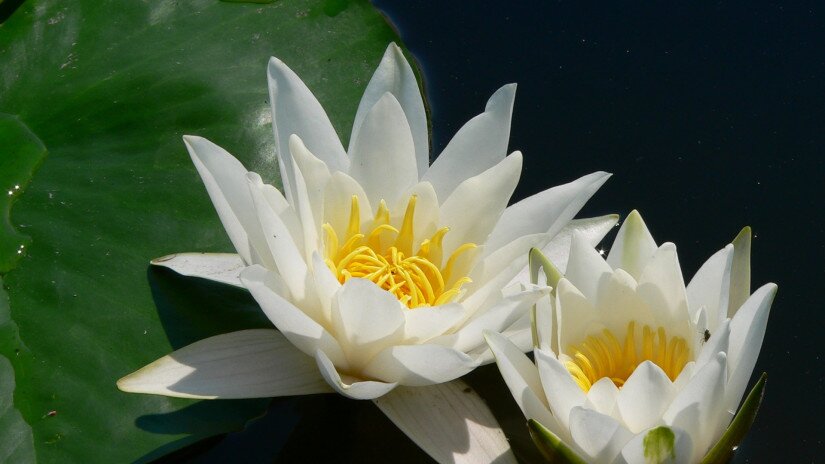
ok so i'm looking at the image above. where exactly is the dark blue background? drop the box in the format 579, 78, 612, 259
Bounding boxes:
373, 1, 824, 462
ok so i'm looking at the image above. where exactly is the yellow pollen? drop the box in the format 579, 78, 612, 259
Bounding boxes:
323, 195, 475, 309
563, 321, 691, 392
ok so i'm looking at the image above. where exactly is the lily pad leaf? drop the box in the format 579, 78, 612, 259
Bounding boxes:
0, 353, 35, 463
700, 372, 767, 464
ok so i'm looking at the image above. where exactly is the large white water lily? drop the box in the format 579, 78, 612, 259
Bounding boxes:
119, 43, 613, 462
486, 210, 777, 464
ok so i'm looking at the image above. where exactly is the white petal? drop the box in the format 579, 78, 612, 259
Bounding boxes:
289, 134, 331, 236
151, 253, 245, 288
267, 56, 347, 206
332, 278, 405, 366
535, 348, 587, 430
695, 319, 730, 369
594, 269, 657, 338
606, 210, 658, 280
556, 278, 600, 352
117, 330, 332, 399
258, 181, 304, 253
351, 43, 429, 176
396, 181, 440, 246
728, 227, 752, 317
373, 379, 517, 464
725, 283, 777, 413
535, 290, 555, 353
322, 171, 373, 236
424, 84, 516, 200
617, 426, 694, 464
637, 243, 690, 335
530, 214, 620, 274
486, 171, 611, 253
364, 344, 478, 386
315, 349, 396, 400
586, 377, 620, 418
240, 265, 348, 368
484, 332, 562, 437
564, 232, 613, 302
348, 92, 418, 207
616, 361, 675, 434
686, 244, 733, 333
182, 135, 271, 268
439, 152, 522, 256
569, 407, 633, 463
663, 352, 727, 458
311, 252, 339, 324
403, 303, 467, 344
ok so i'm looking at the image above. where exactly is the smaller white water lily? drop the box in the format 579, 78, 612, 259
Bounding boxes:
486, 211, 776, 464
119, 44, 615, 463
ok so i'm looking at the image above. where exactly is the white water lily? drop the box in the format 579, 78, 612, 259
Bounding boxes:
119, 44, 614, 462
486, 210, 777, 463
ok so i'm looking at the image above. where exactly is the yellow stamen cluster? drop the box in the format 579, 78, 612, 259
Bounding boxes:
564, 321, 690, 392
323, 195, 475, 309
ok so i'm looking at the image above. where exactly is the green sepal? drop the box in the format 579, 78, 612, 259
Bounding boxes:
700, 372, 767, 464
527, 419, 587, 464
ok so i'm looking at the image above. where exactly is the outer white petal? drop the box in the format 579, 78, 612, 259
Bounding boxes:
637, 243, 690, 337
569, 407, 634, 463
725, 283, 777, 413
728, 227, 752, 317
484, 332, 563, 437
348, 92, 418, 208
182, 135, 272, 268
351, 43, 429, 176
686, 244, 733, 333
424, 84, 516, 201
151, 253, 245, 288
439, 152, 522, 256
267, 56, 348, 206
663, 352, 727, 458
374, 379, 517, 464
695, 319, 731, 369
615, 361, 675, 434
486, 171, 611, 253
606, 210, 657, 280
529, 214, 619, 275
332, 279, 406, 367
240, 265, 348, 369
564, 232, 613, 302
315, 349, 396, 400
535, 348, 587, 430
364, 344, 478, 386
616, 426, 694, 464
117, 330, 332, 399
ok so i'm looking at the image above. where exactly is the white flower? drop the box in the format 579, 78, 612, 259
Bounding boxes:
118, 43, 613, 462
486, 210, 777, 463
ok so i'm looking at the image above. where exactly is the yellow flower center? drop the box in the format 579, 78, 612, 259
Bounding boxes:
564, 321, 690, 392
323, 195, 475, 309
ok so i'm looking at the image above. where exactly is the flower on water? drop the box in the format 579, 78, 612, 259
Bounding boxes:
486, 211, 777, 463
117, 44, 613, 402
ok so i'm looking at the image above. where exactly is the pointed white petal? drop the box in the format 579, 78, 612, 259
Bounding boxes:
332, 278, 405, 366
586, 377, 620, 418
617, 426, 694, 464
351, 43, 429, 176
564, 232, 613, 302
687, 244, 733, 333
530, 214, 619, 274
484, 332, 562, 437
374, 379, 517, 464
151, 253, 245, 288
403, 303, 467, 344
240, 265, 348, 368
424, 84, 516, 200
311, 252, 339, 324
322, 170, 374, 236
725, 283, 777, 413
695, 319, 730, 369
440, 152, 522, 255
535, 290, 555, 353
728, 227, 752, 317
315, 349, 396, 400
535, 348, 587, 429
594, 268, 657, 336
569, 407, 633, 463
556, 278, 600, 352
616, 361, 675, 434
364, 344, 478, 386
637, 243, 690, 334
183, 135, 271, 267
267, 57, 347, 206
258, 181, 305, 252
117, 330, 332, 399
289, 134, 331, 235
486, 171, 611, 253
606, 210, 658, 280
349, 92, 418, 207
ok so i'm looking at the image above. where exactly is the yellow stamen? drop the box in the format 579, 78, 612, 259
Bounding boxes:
564, 322, 691, 392
323, 195, 475, 309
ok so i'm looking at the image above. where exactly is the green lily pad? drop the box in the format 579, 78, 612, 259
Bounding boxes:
0, 0, 401, 461
701, 373, 768, 464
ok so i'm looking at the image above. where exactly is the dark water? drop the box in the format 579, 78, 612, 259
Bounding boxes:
371, 1, 825, 462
